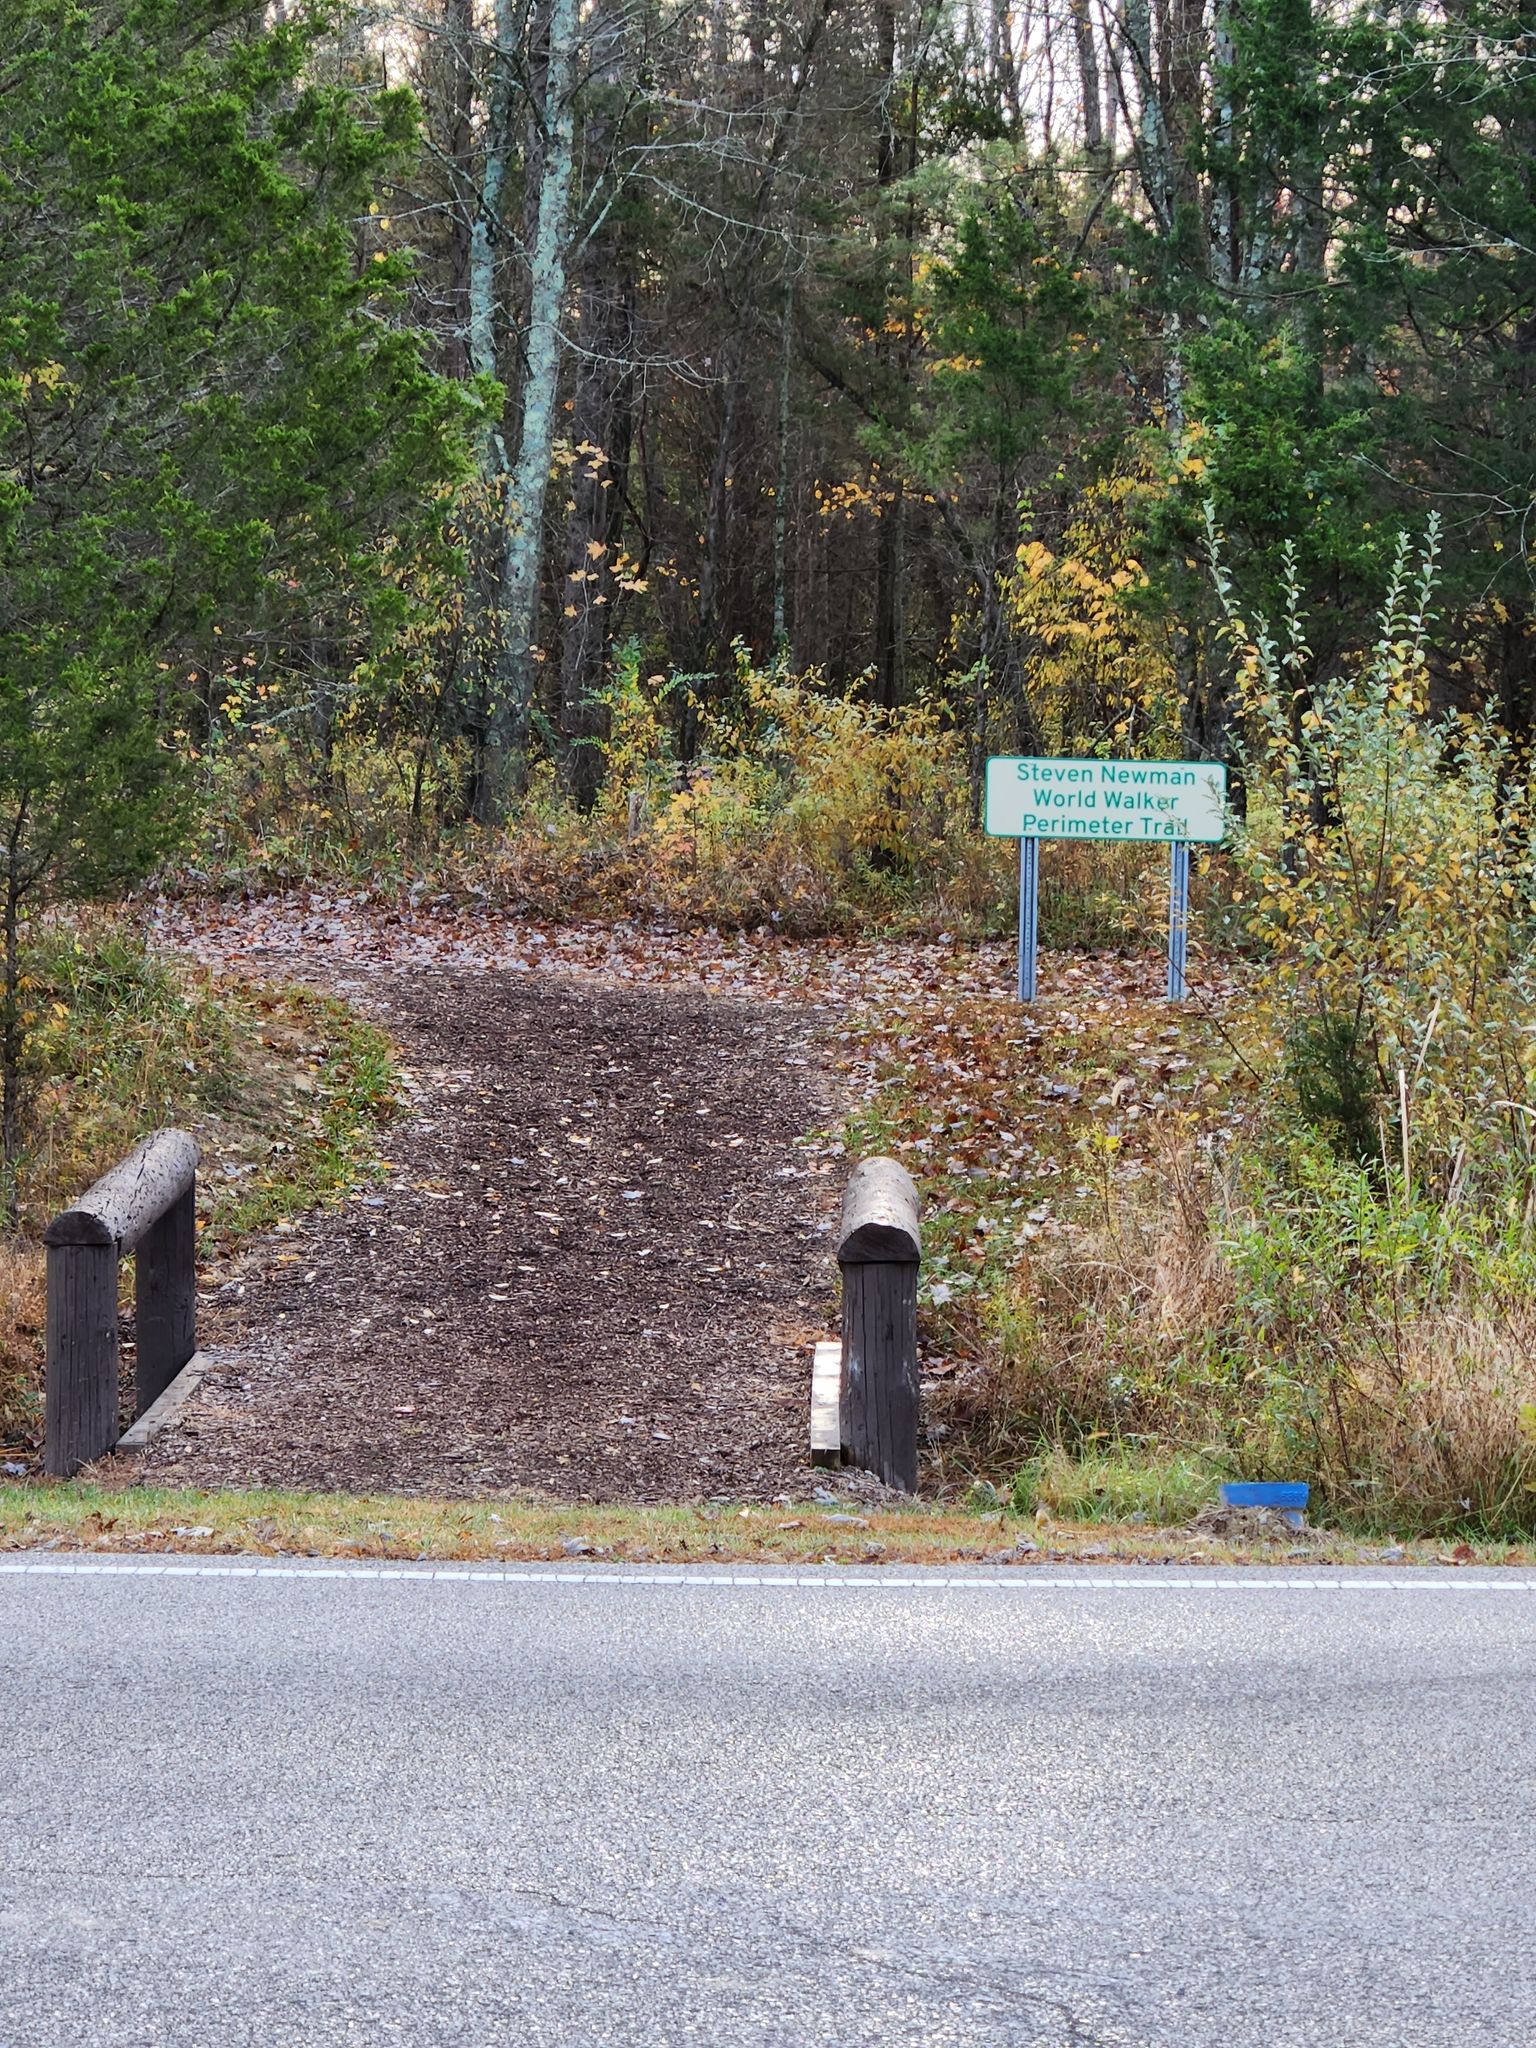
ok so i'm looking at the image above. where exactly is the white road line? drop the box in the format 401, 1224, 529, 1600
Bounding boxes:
0, 1557, 1535, 1591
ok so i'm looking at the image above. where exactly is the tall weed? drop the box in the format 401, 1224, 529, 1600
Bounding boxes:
976, 526, 1536, 1534
994, 1129, 1536, 1535
1211, 516, 1536, 1201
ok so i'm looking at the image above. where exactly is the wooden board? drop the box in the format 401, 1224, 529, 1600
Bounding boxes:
116, 1351, 211, 1453
842, 1261, 919, 1493
809, 1339, 844, 1467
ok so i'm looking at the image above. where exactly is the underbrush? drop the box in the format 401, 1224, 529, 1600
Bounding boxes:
191, 652, 1166, 947
15, 926, 246, 1224
0, 920, 398, 1454
981, 1132, 1536, 1537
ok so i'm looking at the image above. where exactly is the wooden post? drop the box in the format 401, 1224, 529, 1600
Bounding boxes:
43, 1129, 199, 1477
135, 1181, 197, 1411
837, 1157, 922, 1493
44, 1241, 120, 1478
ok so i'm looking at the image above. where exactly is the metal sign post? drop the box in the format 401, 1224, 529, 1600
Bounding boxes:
983, 755, 1227, 1006
1167, 839, 1191, 1001
1017, 836, 1039, 1003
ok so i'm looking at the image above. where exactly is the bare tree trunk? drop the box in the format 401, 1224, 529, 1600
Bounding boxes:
556, 270, 634, 810
1118, 0, 1184, 437
442, 0, 476, 382
1070, 0, 1104, 162
873, 474, 906, 707
1122, 0, 1172, 237
695, 349, 741, 699
870, 0, 908, 701
1209, 0, 1237, 288
993, 0, 1023, 128
558, 4, 636, 813
479, 0, 580, 820
771, 278, 794, 655
1290, 5, 1328, 371
457, 0, 517, 823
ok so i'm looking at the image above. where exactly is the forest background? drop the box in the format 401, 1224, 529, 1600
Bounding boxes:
6, 0, 1536, 1536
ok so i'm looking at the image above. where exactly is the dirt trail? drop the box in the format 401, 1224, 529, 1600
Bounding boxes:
140, 950, 839, 1502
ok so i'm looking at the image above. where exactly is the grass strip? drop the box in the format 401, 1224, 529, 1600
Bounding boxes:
1, 1481, 1527, 1569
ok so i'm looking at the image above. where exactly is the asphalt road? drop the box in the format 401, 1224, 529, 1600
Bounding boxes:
3, 1559, 1534, 2048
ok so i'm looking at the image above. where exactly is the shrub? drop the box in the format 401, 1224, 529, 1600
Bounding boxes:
195, 649, 1025, 937
11, 923, 243, 1227
1212, 516, 1536, 1200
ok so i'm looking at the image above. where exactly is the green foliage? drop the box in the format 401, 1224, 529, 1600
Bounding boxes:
1212, 518, 1536, 1201
1283, 1012, 1382, 1174
910, 152, 1110, 479
1168, 325, 1387, 631
1010, 1445, 1223, 1527
1216, 1137, 1536, 1535
1328, 0, 1536, 620
0, 1, 474, 877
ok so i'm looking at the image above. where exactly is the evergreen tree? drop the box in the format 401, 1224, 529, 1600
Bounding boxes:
0, 0, 476, 1166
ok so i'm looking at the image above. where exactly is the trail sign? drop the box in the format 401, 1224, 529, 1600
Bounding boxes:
985, 756, 1227, 843
984, 756, 1229, 1003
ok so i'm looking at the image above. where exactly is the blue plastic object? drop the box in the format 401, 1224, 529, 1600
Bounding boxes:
1221, 1482, 1309, 1510
1221, 1481, 1309, 1527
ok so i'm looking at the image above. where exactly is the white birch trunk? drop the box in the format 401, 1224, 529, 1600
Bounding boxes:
480, 0, 579, 819
1209, 0, 1236, 289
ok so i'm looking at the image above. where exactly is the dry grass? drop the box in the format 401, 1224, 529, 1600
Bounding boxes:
930, 1138, 1234, 1474
968, 1132, 1536, 1537
0, 1244, 45, 1449
1340, 1309, 1536, 1532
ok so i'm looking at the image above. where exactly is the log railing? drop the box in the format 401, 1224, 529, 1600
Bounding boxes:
837, 1156, 922, 1492
43, 1129, 199, 1477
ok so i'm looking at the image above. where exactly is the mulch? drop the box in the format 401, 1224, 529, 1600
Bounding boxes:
138, 964, 840, 1502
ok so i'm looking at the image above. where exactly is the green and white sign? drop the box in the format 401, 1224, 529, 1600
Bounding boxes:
985, 756, 1228, 843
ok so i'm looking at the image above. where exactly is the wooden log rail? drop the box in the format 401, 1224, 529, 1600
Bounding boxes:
837, 1156, 922, 1493
43, 1129, 199, 1477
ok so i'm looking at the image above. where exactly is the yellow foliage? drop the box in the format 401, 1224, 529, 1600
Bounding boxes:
1003, 464, 1179, 753
590, 648, 1004, 931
